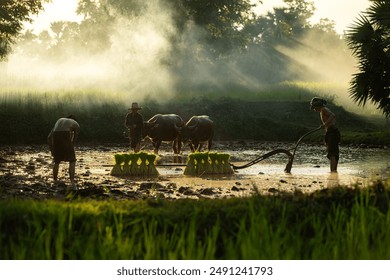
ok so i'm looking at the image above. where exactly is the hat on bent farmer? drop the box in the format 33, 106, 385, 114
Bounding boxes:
310, 97, 326, 110
129, 102, 142, 110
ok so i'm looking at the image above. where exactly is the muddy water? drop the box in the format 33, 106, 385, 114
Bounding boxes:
1, 142, 389, 199
158, 142, 390, 177
244, 145, 389, 176
154, 142, 390, 194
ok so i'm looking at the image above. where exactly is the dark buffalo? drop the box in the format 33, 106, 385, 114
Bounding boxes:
182, 115, 214, 152
143, 114, 184, 154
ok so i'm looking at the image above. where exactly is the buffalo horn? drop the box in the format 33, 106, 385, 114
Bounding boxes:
187, 117, 199, 129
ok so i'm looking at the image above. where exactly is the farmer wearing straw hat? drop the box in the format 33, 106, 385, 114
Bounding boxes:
125, 102, 144, 152
310, 97, 341, 173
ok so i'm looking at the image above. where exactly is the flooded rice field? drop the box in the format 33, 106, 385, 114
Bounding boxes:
0, 141, 389, 200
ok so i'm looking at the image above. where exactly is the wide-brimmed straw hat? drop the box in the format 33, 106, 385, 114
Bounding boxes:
129, 102, 142, 110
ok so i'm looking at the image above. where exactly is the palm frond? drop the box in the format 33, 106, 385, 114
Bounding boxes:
346, 1, 390, 117
345, 16, 375, 54
367, 0, 390, 28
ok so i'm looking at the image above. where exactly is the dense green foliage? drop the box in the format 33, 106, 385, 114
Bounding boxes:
346, 0, 390, 117
1, 183, 390, 259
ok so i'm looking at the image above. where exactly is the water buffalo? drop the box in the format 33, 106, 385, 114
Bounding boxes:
143, 114, 184, 154
182, 115, 214, 152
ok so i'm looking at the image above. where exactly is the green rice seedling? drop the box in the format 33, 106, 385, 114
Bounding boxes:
183, 153, 197, 176
128, 153, 139, 176
110, 154, 125, 176
122, 154, 132, 176
220, 153, 234, 174
197, 152, 209, 176
138, 152, 148, 177
146, 153, 159, 177
191, 152, 202, 175
208, 152, 219, 174
204, 152, 214, 174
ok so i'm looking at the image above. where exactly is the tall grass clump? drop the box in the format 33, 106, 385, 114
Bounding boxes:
1, 183, 390, 259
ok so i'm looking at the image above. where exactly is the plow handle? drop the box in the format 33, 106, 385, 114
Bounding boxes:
287, 126, 322, 172
292, 126, 322, 156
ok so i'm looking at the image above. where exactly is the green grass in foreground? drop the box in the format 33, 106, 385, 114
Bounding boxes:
1, 181, 390, 260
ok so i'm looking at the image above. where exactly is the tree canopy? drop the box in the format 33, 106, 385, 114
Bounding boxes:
0, 0, 47, 60
18, 0, 335, 59
346, 0, 390, 117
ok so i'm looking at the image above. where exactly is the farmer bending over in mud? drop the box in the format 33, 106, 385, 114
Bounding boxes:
47, 115, 80, 187
125, 102, 144, 152
310, 97, 341, 173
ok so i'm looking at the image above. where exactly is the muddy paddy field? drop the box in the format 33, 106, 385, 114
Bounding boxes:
1, 141, 389, 200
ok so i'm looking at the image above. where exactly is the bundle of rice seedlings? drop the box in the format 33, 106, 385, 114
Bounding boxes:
192, 152, 203, 175
122, 153, 132, 176
220, 153, 234, 174
138, 152, 148, 176
203, 152, 211, 174
183, 153, 197, 175
196, 152, 209, 176
204, 152, 214, 174
110, 154, 125, 176
208, 152, 219, 174
184, 152, 234, 176
146, 153, 159, 176
129, 153, 139, 176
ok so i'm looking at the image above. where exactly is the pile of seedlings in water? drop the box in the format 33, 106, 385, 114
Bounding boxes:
110, 152, 159, 177
183, 152, 234, 176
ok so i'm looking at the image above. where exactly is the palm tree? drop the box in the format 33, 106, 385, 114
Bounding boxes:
346, 0, 390, 117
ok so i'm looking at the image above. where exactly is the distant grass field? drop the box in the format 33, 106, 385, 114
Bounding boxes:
0, 82, 388, 145
1, 182, 390, 260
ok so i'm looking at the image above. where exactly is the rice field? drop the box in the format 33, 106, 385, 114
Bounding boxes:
1, 82, 389, 260
0, 82, 386, 145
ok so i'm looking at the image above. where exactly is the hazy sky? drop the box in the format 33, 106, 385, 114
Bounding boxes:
29, 0, 371, 34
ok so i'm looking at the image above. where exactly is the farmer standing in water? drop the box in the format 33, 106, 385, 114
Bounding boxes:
125, 102, 144, 152
310, 97, 341, 173
47, 115, 80, 187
